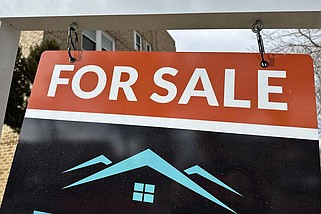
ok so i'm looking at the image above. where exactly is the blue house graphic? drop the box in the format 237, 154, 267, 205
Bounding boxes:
63, 149, 242, 213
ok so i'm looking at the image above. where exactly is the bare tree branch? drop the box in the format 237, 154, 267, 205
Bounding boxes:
298, 29, 321, 48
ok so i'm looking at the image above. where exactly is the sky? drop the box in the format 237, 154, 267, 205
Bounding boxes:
168, 29, 257, 52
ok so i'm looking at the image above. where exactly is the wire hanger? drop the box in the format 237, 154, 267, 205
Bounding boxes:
67, 22, 79, 63
252, 20, 269, 68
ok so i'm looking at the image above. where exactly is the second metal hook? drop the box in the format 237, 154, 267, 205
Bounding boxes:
252, 20, 269, 68
67, 22, 79, 63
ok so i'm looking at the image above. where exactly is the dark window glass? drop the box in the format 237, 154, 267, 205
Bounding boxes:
135, 33, 141, 50
146, 44, 151, 51
82, 35, 96, 50
102, 36, 113, 51
83, 30, 96, 41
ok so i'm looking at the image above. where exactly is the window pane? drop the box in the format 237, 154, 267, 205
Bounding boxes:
82, 35, 96, 50
102, 36, 113, 51
136, 34, 141, 44
146, 44, 151, 52
135, 32, 142, 51
83, 30, 96, 41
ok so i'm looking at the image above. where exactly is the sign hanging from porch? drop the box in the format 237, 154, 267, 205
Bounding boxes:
2, 51, 320, 214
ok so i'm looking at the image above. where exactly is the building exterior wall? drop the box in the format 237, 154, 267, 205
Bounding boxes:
108, 30, 135, 51
41, 30, 176, 52
43, 30, 67, 50
19, 31, 44, 57
0, 125, 19, 206
0, 29, 175, 206
153, 31, 176, 52
107, 30, 175, 52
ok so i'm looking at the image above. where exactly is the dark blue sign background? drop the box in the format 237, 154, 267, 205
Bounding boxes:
1, 118, 321, 213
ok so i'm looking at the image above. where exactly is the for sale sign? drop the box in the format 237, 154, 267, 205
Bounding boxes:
2, 51, 320, 213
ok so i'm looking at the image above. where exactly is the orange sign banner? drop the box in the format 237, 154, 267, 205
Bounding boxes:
28, 51, 317, 130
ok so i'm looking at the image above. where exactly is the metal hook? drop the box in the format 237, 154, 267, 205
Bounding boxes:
67, 22, 79, 63
252, 20, 269, 68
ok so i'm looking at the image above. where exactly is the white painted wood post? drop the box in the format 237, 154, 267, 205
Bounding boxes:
0, 20, 20, 136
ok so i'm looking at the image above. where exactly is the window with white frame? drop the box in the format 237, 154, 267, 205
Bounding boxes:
82, 30, 115, 51
134, 31, 142, 51
145, 42, 152, 52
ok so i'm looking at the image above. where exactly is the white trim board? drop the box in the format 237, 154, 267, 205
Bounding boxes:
25, 109, 319, 140
1, 0, 321, 30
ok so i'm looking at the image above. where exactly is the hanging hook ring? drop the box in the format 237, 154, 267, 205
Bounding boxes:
252, 20, 269, 68
261, 60, 269, 68
67, 22, 79, 63
251, 20, 264, 33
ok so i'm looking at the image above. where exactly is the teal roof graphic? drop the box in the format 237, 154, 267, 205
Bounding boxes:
63, 149, 242, 213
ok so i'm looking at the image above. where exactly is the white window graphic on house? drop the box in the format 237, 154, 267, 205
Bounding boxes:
132, 182, 155, 203
82, 30, 115, 51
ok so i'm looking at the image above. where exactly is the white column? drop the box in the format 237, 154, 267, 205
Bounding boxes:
0, 20, 21, 136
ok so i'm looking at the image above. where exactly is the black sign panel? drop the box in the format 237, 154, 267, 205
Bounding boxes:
2, 119, 320, 213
